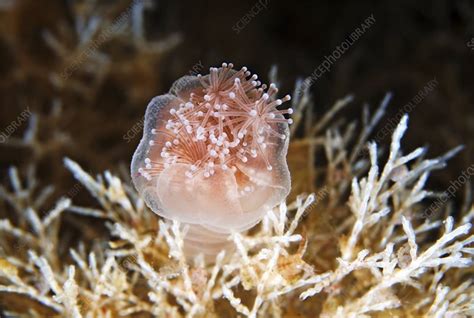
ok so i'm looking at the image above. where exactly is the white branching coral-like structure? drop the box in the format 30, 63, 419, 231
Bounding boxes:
0, 83, 473, 316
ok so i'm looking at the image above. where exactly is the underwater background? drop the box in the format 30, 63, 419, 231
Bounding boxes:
0, 1, 473, 317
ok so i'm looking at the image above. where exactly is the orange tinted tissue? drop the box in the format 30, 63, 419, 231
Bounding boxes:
131, 63, 292, 258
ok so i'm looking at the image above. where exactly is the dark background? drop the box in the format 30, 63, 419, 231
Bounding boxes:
0, 0, 473, 197
161, 0, 474, 186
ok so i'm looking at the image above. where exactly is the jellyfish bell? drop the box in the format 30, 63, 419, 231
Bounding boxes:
131, 63, 292, 259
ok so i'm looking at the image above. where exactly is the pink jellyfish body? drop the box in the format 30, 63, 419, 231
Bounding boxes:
131, 63, 292, 258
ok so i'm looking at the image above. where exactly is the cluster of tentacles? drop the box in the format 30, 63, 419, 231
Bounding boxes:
138, 63, 292, 184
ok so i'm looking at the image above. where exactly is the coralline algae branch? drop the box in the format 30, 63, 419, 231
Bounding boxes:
1, 95, 473, 318
131, 63, 293, 257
